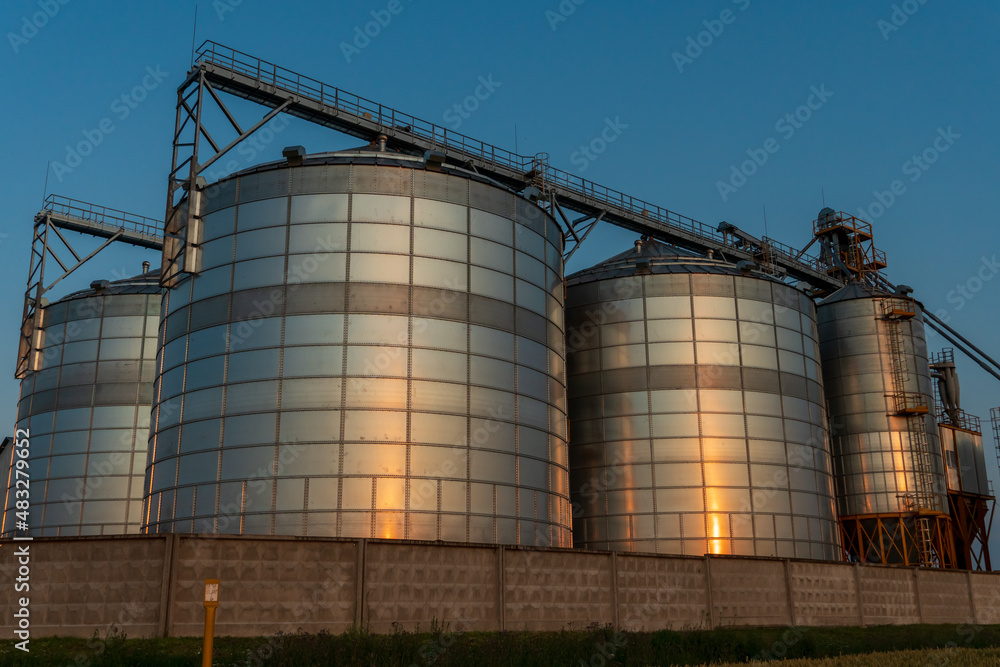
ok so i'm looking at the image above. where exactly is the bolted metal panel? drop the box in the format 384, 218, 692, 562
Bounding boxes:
144, 153, 571, 547
566, 240, 839, 560
2, 271, 162, 538
817, 286, 948, 521
940, 425, 990, 496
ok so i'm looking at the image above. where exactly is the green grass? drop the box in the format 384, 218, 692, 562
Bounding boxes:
1, 624, 998, 666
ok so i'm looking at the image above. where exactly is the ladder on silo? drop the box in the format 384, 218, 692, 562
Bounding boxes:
530, 153, 550, 195
991, 407, 1000, 489
881, 297, 940, 566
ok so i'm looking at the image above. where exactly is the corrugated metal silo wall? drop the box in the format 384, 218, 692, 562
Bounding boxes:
143, 156, 573, 547
566, 261, 839, 560
2, 278, 160, 536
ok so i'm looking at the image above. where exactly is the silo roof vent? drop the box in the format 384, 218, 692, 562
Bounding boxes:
282, 145, 306, 166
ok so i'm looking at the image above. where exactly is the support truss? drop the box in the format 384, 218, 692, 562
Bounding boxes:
948, 491, 993, 571
162, 67, 292, 287
163, 41, 840, 290
546, 194, 607, 264
16, 196, 162, 378
839, 512, 956, 568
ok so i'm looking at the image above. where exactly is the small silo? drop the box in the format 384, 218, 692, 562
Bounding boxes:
1, 269, 161, 536
817, 283, 954, 566
566, 239, 839, 560
143, 148, 572, 547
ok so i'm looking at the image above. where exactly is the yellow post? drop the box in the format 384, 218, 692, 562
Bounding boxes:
202, 579, 220, 667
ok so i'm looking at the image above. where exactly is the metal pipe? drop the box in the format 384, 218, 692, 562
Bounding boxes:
925, 310, 1000, 375
924, 319, 1000, 383
879, 274, 1000, 379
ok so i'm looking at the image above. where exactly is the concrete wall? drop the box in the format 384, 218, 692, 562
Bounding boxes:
2, 535, 999, 639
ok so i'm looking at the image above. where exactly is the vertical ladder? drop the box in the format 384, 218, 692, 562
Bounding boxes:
531, 153, 549, 195
991, 407, 1000, 490
881, 297, 939, 566
754, 241, 779, 277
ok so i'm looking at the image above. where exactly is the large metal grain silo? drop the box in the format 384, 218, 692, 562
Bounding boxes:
566, 239, 839, 560
143, 149, 572, 547
817, 283, 954, 567
1, 269, 160, 536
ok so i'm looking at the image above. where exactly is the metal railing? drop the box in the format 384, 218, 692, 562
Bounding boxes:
40, 194, 162, 240
813, 210, 874, 238
929, 348, 955, 366
195, 41, 528, 173
937, 408, 982, 433
881, 296, 917, 320
193, 41, 827, 276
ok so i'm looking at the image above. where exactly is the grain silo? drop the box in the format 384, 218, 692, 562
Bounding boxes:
1, 268, 160, 536
817, 283, 954, 567
566, 238, 839, 560
142, 148, 572, 547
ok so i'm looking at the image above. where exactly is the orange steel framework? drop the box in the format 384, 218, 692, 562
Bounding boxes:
813, 211, 887, 285
948, 491, 993, 570
936, 407, 1000, 572
839, 512, 956, 568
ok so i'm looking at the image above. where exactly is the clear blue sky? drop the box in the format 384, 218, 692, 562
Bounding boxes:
2, 0, 998, 554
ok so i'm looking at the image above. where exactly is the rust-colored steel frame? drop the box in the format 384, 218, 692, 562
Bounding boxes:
813, 210, 887, 286
948, 491, 994, 571
839, 512, 957, 568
